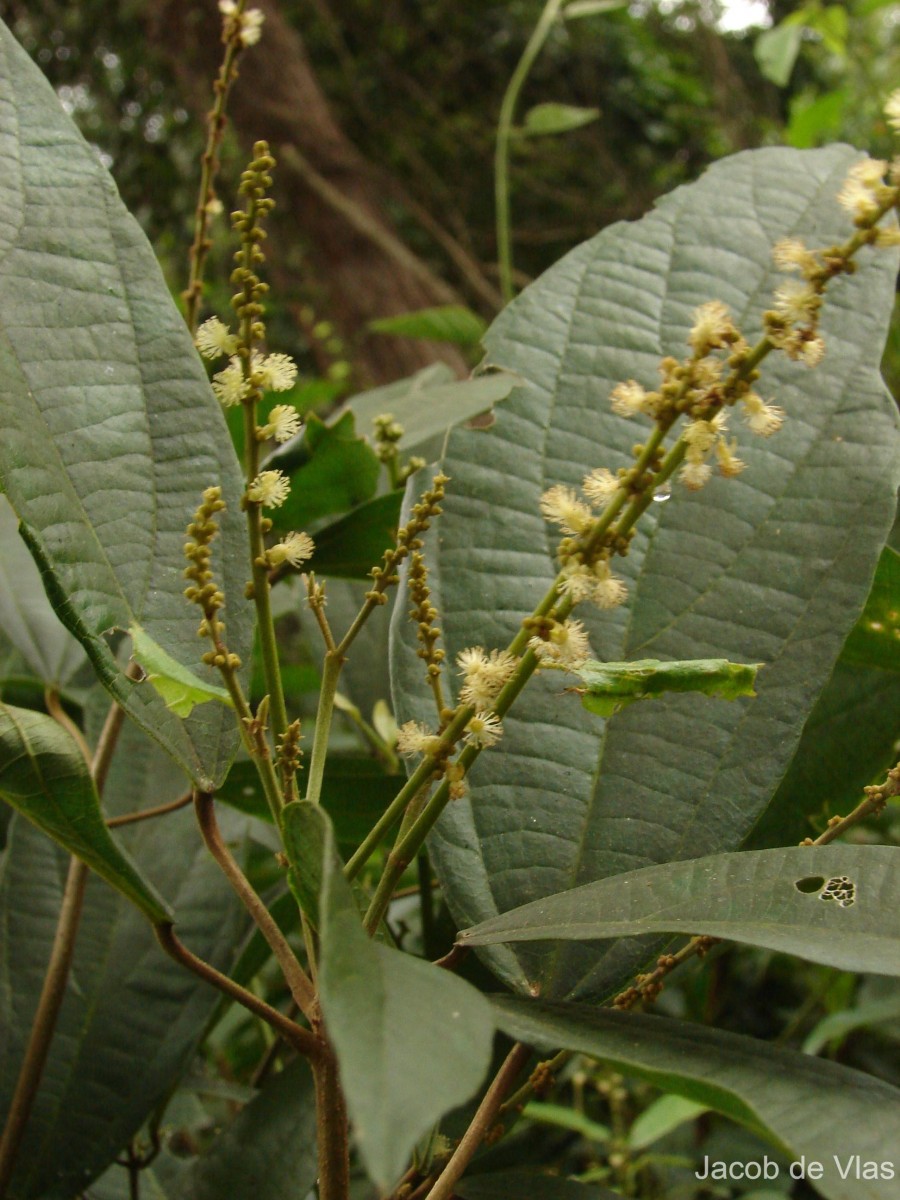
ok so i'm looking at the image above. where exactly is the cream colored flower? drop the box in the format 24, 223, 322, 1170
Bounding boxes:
529, 618, 591, 670
211, 357, 249, 406
773, 280, 819, 325
837, 173, 880, 221
772, 238, 817, 276
741, 393, 784, 437
540, 485, 594, 535
197, 317, 239, 361
582, 467, 620, 506
464, 712, 504, 749
259, 404, 302, 443
688, 301, 735, 356
715, 438, 746, 479
591, 561, 628, 610
247, 469, 290, 508
609, 380, 649, 417
252, 352, 298, 393
457, 647, 519, 708
266, 531, 314, 569
679, 459, 712, 490
396, 721, 442, 758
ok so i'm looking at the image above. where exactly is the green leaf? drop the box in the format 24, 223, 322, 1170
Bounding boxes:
0, 22, 253, 789
304, 491, 403, 579
370, 305, 488, 348
516, 103, 601, 138
391, 145, 900, 1002
0, 700, 171, 922
804, 5, 848, 57
491, 996, 900, 1200
787, 88, 849, 149
175, 1058, 317, 1200
575, 657, 760, 717
627, 1094, 709, 1151
460, 845, 900, 977
802, 997, 900, 1056
746, 659, 900, 848
268, 411, 380, 532
130, 625, 233, 718
280, 799, 332, 928
304, 803, 495, 1190
0, 496, 86, 686
840, 547, 900, 672
523, 1100, 611, 1142
345, 365, 520, 455
754, 22, 805, 86
0, 717, 255, 1197
563, 0, 628, 17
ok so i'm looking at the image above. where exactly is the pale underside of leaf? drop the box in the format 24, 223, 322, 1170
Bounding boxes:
460, 844, 900, 977
390, 144, 900, 1002
0, 22, 252, 788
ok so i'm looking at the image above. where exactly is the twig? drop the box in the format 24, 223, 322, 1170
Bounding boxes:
153, 923, 318, 1059
193, 791, 315, 1018
107, 790, 193, 828
424, 1042, 532, 1200
805, 761, 900, 846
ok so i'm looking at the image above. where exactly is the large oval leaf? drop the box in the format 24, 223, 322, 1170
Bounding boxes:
0, 717, 254, 1197
492, 996, 900, 1200
460, 845, 900, 976
0, 21, 252, 789
391, 145, 900, 1001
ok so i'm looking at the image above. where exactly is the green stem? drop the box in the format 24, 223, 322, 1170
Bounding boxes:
304, 649, 343, 807
243, 402, 289, 746
495, 0, 566, 303
217, 654, 284, 823
343, 704, 474, 881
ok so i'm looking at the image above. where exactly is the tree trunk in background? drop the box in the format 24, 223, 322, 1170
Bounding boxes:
144, 0, 470, 384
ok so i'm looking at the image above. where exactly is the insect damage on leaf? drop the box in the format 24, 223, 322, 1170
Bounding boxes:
574, 657, 762, 717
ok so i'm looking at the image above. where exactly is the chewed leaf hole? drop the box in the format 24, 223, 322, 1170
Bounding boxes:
820, 875, 856, 907
795, 876, 826, 894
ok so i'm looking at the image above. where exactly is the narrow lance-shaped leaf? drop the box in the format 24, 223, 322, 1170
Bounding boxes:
289, 802, 495, 1191
574, 657, 760, 717
492, 996, 900, 1200
460, 845, 900, 977
391, 144, 900, 1002
0, 21, 253, 788
0, 701, 171, 923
